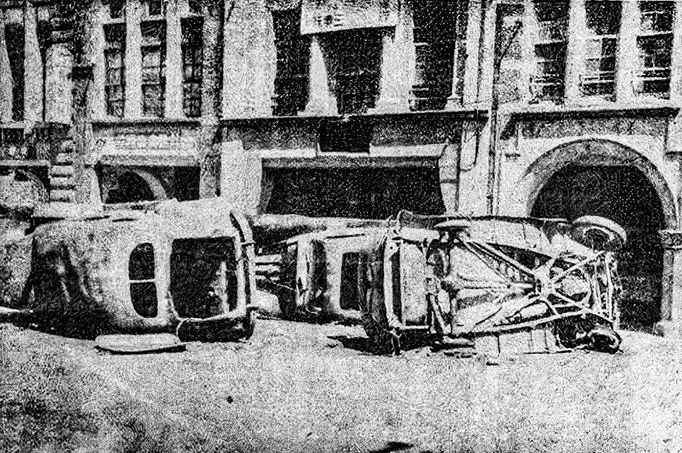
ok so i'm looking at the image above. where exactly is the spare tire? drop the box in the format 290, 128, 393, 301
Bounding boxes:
571, 216, 627, 252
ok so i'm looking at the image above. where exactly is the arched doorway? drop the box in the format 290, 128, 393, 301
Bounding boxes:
103, 170, 167, 204
532, 165, 665, 329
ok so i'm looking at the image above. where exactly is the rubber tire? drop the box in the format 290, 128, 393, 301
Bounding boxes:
586, 325, 621, 353
571, 215, 627, 252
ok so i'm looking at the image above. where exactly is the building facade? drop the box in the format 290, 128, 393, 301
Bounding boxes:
2, 0, 682, 336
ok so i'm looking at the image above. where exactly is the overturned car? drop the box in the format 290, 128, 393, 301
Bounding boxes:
257, 212, 625, 355
0, 199, 258, 349
362, 212, 625, 355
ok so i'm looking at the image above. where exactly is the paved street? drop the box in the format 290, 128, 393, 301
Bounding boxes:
1, 319, 681, 453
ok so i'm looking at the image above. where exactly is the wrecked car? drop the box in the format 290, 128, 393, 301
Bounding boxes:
257, 227, 382, 321
0, 198, 258, 349
361, 212, 625, 355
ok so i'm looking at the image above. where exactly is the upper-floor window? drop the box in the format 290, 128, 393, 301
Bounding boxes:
328, 29, 382, 114
141, 20, 166, 117
104, 23, 126, 118
182, 17, 203, 117
581, 1, 621, 99
412, 0, 468, 110
142, 0, 165, 17
129, 242, 158, 318
108, 0, 125, 19
5, 22, 24, 121
272, 9, 309, 116
530, 0, 569, 101
188, 0, 202, 15
636, 1, 674, 98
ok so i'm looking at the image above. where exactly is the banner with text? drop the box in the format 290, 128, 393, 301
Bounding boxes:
301, 0, 399, 35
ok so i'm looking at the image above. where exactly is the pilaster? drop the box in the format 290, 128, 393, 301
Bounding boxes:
165, 0, 183, 118
220, 139, 262, 215
24, 1, 43, 122
0, 10, 13, 123
370, 0, 414, 113
461, 0, 483, 106
201, 0, 221, 120
657, 230, 682, 338
45, 43, 73, 124
669, 0, 682, 102
616, 0, 638, 103
302, 35, 337, 116
125, 0, 142, 118
564, 0, 585, 102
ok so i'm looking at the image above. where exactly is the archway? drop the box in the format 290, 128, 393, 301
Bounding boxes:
103, 170, 167, 204
527, 141, 674, 329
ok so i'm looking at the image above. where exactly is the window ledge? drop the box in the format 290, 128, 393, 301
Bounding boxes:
91, 118, 201, 128
220, 107, 489, 127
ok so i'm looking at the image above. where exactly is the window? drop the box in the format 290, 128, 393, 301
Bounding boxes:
272, 9, 309, 116
141, 20, 166, 117
581, 1, 621, 98
5, 23, 24, 121
129, 243, 158, 318
170, 238, 238, 319
636, 1, 674, 98
340, 252, 363, 310
104, 23, 126, 118
143, 0, 164, 17
182, 17, 203, 118
412, 0, 468, 110
328, 29, 382, 114
530, 1, 569, 101
108, 0, 125, 19
188, 0, 202, 15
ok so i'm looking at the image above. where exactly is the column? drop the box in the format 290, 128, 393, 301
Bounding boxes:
657, 231, 682, 338
439, 134, 461, 213
302, 35, 337, 116
478, 0, 498, 105
520, 0, 537, 102
165, 0, 183, 117
460, 0, 482, 107
220, 139, 262, 215
125, 0, 142, 118
201, 0, 221, 120
45, 42, 73, 124
0, 10, 13, 122
370, 1, 415, 113
24, 1, 43, 122
616, 0, 639, 103
564, 0, 586, 101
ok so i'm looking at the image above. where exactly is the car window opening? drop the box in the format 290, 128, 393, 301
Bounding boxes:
170, 238, 238, 319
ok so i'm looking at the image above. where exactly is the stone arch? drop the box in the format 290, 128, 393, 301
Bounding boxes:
522, 138, 676, 328
102, 168, 168, 204
520, 138, 677, 229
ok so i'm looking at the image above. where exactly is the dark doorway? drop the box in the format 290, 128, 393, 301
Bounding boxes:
531, 166, 664, 329
105, 171, 156, 204
265, 167, 445, 219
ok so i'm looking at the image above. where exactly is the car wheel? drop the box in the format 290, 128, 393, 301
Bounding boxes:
571, 216, 627, 252
586, 325, 621, 353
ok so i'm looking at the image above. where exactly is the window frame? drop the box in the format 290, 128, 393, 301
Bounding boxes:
128, 242, 158, 318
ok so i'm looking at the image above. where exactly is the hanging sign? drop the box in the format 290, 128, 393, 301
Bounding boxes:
300, 0, 399, 35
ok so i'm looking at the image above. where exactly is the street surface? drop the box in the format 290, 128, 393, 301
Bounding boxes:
1, 319, 681, 453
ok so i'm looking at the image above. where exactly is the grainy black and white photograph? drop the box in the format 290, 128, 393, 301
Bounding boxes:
0, 0, 681, 451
